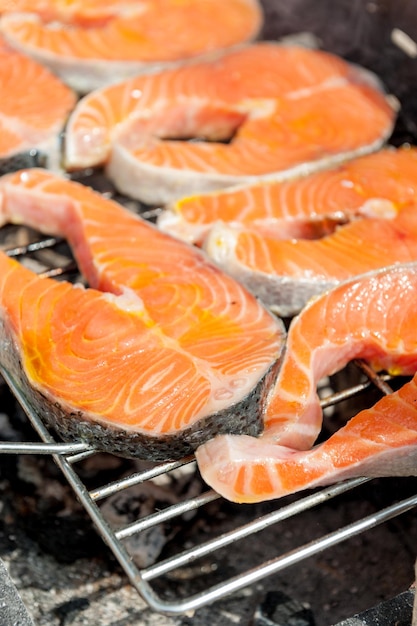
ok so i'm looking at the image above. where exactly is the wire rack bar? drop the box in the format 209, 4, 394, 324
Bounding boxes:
89, 456, 196, 501
0, 441, 90, 455
141, 477, 369, 581
1, 358, 416, 615
160, 491, 417, 612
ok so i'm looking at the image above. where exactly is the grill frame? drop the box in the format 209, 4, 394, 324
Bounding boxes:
2, 0, 417, 612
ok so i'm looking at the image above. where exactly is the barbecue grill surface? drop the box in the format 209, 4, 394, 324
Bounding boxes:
1, 1, 417, 624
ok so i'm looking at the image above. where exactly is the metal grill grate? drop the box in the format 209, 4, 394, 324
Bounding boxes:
0, 222, 417, 617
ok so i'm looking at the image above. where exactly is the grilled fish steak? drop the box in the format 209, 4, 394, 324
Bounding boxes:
196, 263, 417, 502
159, 147, 417, 245
203, 203, 417, 316
64, 43, 395, 204
0, 169, 285, 460
0, 0, 263, 92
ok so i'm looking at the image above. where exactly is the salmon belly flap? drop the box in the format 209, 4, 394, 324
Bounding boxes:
0, 169, 286, 460
195, 263, 417, 503
64, 43, 396, 205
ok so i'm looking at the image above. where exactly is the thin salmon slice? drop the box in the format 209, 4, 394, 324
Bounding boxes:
195, 263, 417, 502
196, 374, 417, 502
64, 43, 395, 204
0, 38, 76, 163
159, 146, 417, 245
0, 0, 263, 92
0, 168, 285, 459
204, 203, 417, 316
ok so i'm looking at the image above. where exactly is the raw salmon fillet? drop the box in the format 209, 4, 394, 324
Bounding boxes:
0, 168, 285, 460
0, 0, 263, 92
204, 204, 417, 316
159, 146, 417, 244
64, 43, 396, 204
0, 37, 76, 163
195, 263, 417, 502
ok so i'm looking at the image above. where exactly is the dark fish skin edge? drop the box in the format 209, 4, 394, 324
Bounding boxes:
1, 321, 283, 461
0, 150, 48, 176
226, 272, 339, 318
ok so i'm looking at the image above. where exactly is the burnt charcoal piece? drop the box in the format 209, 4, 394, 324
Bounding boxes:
0, 558, 34, 626
252, 590, 316, 626
334, 589, 415, 625
53, 598, 90, 624
24, 514, 103, 564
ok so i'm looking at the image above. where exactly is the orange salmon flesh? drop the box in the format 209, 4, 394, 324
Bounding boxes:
196, 263, 417, 503
0, 168, 285, 460
64, 43, 396, 204
0, 0, 263, 91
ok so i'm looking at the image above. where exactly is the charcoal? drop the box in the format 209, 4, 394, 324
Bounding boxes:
334, 589, 415, 625
252, 590, 316, 626
0, 557, 35, 625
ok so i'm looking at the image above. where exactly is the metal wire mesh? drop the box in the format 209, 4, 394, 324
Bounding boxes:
0, 225, 416, 616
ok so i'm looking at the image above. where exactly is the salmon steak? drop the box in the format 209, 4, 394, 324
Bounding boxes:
0, 37, 76, 164
0, 168, 285, 460
0, 0, 263, 92
195, 263, 417, 502
204, 203, 417, 317
159, 146, 417, 245
64, 43, 396, 205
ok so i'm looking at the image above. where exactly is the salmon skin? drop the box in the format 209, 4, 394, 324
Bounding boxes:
0, 0, 263, 93
195, 263, 417, 502
0, 150, 48, 177
0, 169, 285, 460
0, 37, 76, 165
64, 43, 396, 205
159, 146, 417, 245
204, 203, 417, 317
